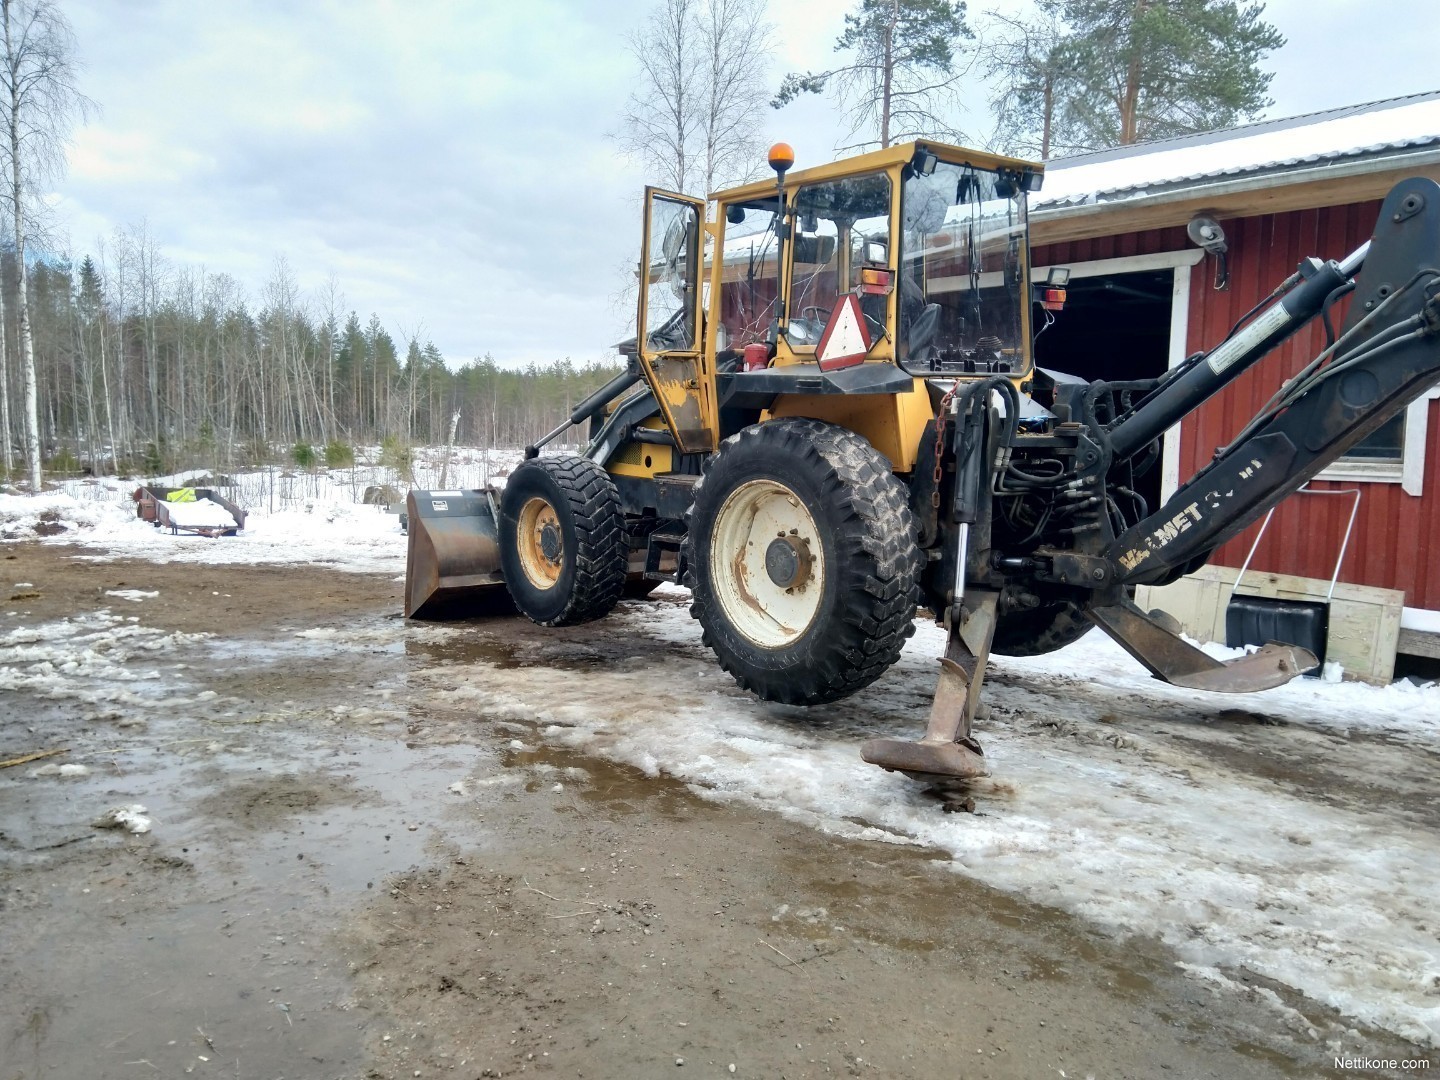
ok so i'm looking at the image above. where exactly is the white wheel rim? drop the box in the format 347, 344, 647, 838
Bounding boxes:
710, 479, 825, 649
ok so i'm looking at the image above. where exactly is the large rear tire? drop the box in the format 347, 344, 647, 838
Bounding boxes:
991, 601, 1093, 657
499, 456, 627, 626
685, 418, 921, 705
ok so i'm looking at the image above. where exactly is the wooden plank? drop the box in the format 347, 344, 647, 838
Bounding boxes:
0, 747, 67, 769
1398, 627, 1440, 660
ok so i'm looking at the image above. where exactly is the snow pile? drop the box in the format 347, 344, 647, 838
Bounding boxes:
0, 447, 539, 573
0, 490, 123, 538
0, 485, 406, 575
93, 804, 152, 834
413, 598, 1440, 1046
30, 762, 91, 779
161, 499, 239, 529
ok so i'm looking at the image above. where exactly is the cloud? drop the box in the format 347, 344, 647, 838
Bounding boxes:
51, 0, 1436, 371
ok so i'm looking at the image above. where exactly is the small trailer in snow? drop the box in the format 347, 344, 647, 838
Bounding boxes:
132, 485, 247, 537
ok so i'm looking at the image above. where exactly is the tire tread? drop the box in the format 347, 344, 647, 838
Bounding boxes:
685, 418, 921, 705
502, 456, 627, 627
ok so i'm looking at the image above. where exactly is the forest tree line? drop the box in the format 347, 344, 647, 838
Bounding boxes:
3, 240, 622, 479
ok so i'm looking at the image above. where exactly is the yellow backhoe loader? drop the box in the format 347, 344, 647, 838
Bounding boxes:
406, 139, 1440, 782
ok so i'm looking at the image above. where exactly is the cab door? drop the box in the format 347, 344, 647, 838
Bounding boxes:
637, 188, 716, 454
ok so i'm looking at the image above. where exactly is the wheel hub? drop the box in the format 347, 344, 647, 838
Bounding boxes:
764, 535, 811, 588
516, 497, 564, 589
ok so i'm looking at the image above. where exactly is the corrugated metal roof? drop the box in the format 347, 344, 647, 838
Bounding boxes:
1035, 91, 1440, 209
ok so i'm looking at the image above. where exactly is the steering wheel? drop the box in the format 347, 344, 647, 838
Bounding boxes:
800, 305, 832, 324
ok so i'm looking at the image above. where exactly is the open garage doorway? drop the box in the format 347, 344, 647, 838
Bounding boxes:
1032, 261, 1192, 521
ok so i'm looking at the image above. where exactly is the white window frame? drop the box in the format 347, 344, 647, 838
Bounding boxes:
1030, 249, 1203, 504
1317, 389, 1436, 496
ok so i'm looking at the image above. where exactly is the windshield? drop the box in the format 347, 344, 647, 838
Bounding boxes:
900, 163, 1028, 374
785, 172, 891, 348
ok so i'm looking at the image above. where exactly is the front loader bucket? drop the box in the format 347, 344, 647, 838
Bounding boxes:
404, 489, 512, 619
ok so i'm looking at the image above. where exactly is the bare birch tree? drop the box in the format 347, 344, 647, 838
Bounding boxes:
0, 217, 10, 477
0, 0, 92, 489
696, 0, 771, 194
617, 0, 772, 195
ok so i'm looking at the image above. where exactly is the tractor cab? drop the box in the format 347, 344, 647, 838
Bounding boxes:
634, 141, 1046, 467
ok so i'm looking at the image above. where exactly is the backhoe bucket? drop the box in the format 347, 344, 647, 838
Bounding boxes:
404, 489, 511, 619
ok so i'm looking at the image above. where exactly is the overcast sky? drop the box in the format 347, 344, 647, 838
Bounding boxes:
56, 0, 1436, 369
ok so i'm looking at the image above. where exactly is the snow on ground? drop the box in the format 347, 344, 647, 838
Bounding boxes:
0, 444, 539, 574
0, 610, 215, 711
6, 443, 1438, 1047
161, 499, 241, 529
411, 593, 1440, 1048
0, 486, 407, 574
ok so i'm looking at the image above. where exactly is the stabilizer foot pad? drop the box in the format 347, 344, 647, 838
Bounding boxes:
861, 737, 989, 780
1167, 642, 1317, 693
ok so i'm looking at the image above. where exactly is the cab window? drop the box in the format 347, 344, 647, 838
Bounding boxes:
786, 173, 892, 348
714, 198, 782, 352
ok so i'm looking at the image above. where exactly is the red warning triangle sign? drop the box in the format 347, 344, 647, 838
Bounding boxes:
816, 295, 871, 370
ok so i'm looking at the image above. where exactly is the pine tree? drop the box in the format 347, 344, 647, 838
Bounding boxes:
983, 5, 1080, 159
774, 0, 971, 150
1008, 0, 1285, 153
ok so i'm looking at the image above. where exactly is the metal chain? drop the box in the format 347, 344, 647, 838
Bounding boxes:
931, 384, 958, 508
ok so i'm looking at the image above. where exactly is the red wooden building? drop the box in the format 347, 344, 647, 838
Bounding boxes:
1023, 92, 1440, 655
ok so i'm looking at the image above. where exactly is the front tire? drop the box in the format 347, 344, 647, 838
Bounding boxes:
499, 456, 627, 626
686, 418, 921, 705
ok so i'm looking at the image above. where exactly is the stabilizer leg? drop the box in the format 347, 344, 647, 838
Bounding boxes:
861, 589, 998, 780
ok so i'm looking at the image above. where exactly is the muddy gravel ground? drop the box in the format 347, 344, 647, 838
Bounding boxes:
0, 542, 1428, 1079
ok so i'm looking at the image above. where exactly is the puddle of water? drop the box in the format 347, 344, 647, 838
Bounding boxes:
0, 617, 520, 1079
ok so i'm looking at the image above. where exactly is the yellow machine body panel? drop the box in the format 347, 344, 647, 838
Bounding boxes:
763, 377, 936, 472
607, 422, 675, 478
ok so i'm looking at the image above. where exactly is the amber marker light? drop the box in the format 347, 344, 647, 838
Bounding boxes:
768, 142, 795, 180
858, 267, 893, 295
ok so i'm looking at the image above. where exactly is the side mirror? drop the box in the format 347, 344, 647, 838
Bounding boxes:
862, 240, 887, 265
